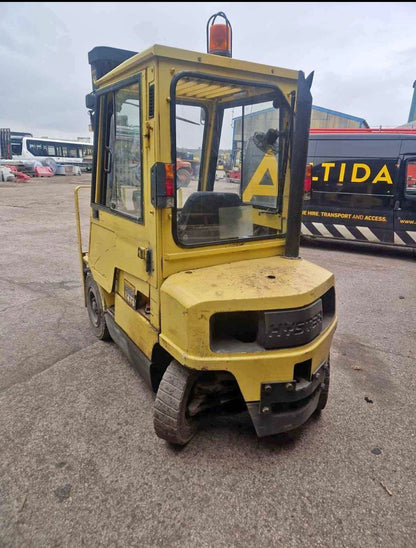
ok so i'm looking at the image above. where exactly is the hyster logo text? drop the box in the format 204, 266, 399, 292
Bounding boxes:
268, 312, 323, 339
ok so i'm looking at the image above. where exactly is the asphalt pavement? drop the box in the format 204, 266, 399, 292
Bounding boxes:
0, 175, 415, 547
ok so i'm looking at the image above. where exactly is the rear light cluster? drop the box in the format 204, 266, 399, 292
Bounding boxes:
304, 163, 312, 192
150, 162, 175, 208
164, 163, 175, 197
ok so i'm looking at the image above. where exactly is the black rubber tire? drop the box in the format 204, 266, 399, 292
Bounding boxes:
177, 168, 191, 188
85, 273, 111, 341
153, 360, 199, 446
316, 358, 330, 411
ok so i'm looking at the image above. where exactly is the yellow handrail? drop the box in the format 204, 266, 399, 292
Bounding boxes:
74, 185, 91, 305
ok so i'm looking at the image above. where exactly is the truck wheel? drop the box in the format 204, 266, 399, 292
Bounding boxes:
177, 168, 191, 188
316, 359, 330, 411
85, 273, 111, 341
153, 360, 199, 446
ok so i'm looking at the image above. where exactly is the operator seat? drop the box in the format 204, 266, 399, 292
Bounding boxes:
178, 191, 242, 226
177, 191, 243, 242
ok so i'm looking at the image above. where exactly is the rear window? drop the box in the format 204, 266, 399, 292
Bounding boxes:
311, 137, 402, 159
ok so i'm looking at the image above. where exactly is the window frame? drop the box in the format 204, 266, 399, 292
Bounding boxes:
404, 157, 416, 201
92, 74, 144, 224
169, 71, 290, 249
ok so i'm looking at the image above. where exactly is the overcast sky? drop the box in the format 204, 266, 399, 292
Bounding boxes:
1, 2, 415, 140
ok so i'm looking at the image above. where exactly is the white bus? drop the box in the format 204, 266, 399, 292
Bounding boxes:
12, 136, 93, 170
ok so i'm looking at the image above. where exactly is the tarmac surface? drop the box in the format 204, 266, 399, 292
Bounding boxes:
1, 174, 415, 547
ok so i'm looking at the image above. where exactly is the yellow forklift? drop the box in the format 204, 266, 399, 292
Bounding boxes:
75, 13, 337, 445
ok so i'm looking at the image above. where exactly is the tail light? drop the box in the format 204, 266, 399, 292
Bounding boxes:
164, 163, 174, 196
151, 162, 175, 208
304, 163, 312, 192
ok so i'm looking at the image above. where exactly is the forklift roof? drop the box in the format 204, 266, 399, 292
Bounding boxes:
90, 44, 299, 90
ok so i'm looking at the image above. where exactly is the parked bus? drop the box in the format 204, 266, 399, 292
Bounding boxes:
20, 136, 93, 165
2, 133, 93, 170
302, 129, 416, 250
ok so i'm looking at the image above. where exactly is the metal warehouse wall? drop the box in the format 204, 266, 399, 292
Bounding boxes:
310, 107, 368, 129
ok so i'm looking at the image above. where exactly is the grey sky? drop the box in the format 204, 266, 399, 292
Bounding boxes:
1, 2, 415, 140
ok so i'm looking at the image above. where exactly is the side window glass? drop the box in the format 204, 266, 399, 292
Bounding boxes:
105, 81, 142, 221
175, 104, 204, 197
405, 161, 416, 195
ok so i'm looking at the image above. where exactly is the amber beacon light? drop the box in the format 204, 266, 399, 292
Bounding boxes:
206, 12, 232, 57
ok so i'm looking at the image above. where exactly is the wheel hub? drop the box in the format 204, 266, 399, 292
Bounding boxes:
88, 289, 100, 327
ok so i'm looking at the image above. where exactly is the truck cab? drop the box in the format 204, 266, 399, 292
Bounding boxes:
76, 25, 337, 445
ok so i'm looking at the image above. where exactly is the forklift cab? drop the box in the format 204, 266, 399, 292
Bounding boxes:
76, 16, 337, 445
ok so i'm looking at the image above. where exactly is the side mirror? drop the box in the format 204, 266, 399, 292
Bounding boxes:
85, 93, 96, 110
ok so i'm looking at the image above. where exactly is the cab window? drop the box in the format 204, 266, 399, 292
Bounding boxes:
405, 160, 416, 196
173, 74, 291, 247
101, 79, 143, 221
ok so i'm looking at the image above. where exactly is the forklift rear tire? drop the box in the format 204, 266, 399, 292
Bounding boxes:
153, 360, 199, 446
85, 273, 111, 341
316, 358, 330, 412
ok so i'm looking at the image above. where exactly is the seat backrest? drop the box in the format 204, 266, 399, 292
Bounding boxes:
179, 192, 242, 226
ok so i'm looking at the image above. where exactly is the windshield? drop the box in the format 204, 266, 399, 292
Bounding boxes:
173, 74, 291, 247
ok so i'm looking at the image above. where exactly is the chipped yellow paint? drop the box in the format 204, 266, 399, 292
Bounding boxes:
159, 255, 336, 401
89, 221, 117, 292
96, 44, 299, 91
161, 256, 333, 311
114, 294, 158, 360
160, 322, 336, 402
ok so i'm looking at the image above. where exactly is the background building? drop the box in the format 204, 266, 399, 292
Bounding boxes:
310, 105, 369, 129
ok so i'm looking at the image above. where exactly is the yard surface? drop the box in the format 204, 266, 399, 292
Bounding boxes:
1, 175, 415, 547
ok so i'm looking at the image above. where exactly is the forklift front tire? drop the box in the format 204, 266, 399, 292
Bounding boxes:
154, 360, 199, 446
85, 273, 111, 341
